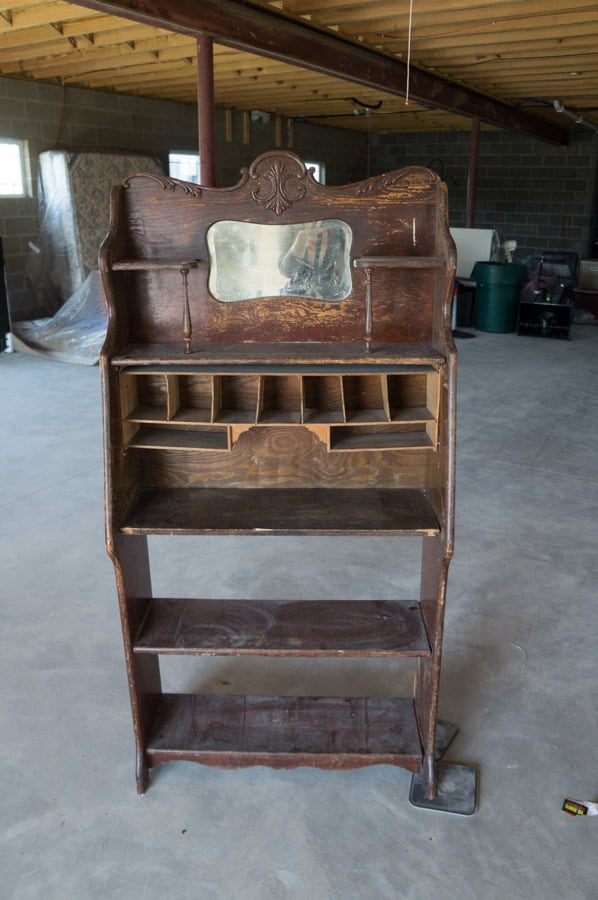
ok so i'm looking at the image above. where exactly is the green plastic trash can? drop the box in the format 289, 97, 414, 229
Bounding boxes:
472, 261, 528, 333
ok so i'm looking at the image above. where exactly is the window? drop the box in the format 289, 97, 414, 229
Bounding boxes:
0, 139, 31, 197
168, 152, 200, 183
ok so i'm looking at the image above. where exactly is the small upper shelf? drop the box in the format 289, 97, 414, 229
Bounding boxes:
354, 256, 444, 269
112, 258, 206, 271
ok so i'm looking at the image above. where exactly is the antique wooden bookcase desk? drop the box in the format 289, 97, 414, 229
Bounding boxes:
100, 151, 477, 814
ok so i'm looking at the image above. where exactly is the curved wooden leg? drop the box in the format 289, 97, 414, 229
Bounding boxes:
136, 750, 150, 795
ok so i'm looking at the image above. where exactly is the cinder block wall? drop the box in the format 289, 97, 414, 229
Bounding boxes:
368, 129, 598, 265
2, 72, 597, 320
0, 76, 366, 320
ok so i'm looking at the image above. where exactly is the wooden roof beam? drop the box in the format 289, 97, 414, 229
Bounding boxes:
73, 0, 567, 144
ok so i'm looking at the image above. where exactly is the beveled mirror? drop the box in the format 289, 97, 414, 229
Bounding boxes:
206, 219, 353, 302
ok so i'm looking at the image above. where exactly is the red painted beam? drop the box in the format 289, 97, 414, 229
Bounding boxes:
197, 35, 215, 187
74, 0, 568, 146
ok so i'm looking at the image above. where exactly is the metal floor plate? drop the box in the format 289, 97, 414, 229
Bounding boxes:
409, 763, 478, 815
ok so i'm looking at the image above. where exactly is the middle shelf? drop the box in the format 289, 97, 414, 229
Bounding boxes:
119, 487, 440, 536
134, 598, 431, 657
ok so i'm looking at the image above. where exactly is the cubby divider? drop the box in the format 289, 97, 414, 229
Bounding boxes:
165, 374, 179, 421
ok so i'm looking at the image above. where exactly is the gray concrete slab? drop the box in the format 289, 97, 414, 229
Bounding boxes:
1, 327, 597, 899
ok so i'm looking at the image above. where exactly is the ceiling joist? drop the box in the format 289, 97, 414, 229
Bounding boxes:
73, 0, 568, 144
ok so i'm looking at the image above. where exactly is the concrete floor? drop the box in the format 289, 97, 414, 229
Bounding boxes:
1, 327, 597, 900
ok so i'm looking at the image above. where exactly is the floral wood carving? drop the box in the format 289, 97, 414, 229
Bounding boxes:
123, 173, 203, 198
355, 168, 439, 196
247, 154, 309, 215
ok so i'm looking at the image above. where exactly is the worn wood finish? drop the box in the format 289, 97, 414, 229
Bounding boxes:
102, 159, 445, 349
112, 344, 446, 367
134, 599, 431, 657
107, 533, 160, 793
146, 694, 423, 773
135, 429, 434, 491
120, 487, 440, 536
101, 151, 457, 798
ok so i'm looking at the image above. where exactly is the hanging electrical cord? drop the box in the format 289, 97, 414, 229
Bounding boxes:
405, 0, 414, 105
348, 98, 383, 110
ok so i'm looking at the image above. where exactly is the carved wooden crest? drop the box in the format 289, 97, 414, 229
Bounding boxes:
245, 152, 310, 215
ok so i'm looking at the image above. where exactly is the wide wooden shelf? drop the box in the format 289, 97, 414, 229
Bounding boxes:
134, 598, 431, 657
146, 694, 423, 772
112, 342, 446, 368
120, 487, 440, 536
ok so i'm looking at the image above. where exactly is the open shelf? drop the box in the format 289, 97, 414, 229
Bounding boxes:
302, 374, 344, 424
146, 694, 423, 773
343, 374, 387, 422
134, 598, 431, 656
329, 425, 434, 452
127, 426, 229, 452
258, 374, 303, 424
120, 487, 440, 536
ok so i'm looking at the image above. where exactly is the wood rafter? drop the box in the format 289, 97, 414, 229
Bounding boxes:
72, 0, 567, 144
2, 1, 597, 139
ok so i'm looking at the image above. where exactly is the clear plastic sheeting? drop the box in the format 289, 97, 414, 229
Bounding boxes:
14, 150, 163, 363
24, 150, 163, 316
12, 270, 106, 365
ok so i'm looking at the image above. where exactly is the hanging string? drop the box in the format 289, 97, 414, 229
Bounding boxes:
405, 0, 414, 105
366, 107, 371, 178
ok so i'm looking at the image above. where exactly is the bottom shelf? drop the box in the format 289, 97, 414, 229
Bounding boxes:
145, 693, 423, 772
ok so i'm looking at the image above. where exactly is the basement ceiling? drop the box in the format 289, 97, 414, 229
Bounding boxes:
1, 0, 597, 139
